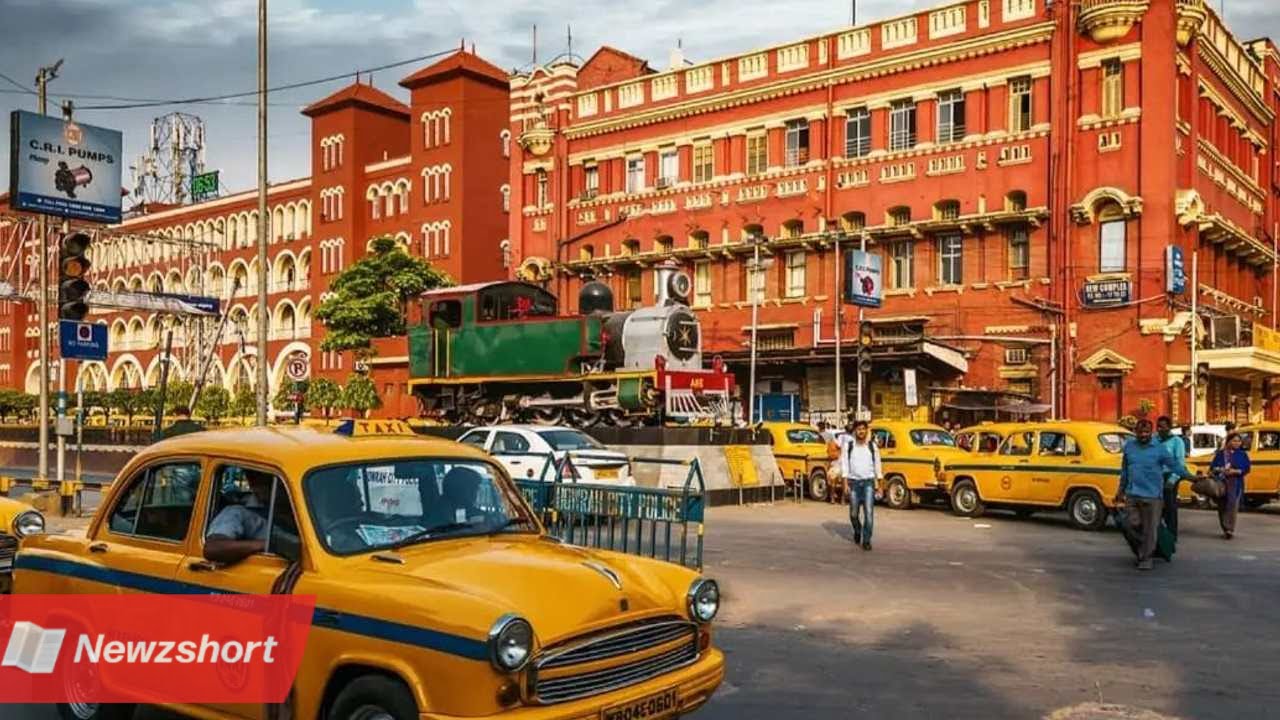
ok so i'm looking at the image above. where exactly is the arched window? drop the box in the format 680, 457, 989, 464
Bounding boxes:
934, 199, 961, 221
841, 211, 866, 232
1006, 190, 1028, 212
1098, 203, 1127, 273
780, 219, 804, 239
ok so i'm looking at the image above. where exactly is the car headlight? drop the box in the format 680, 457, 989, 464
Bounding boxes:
686, 578, 720, 623
13, 510, 45, 538
488, 614, 534, 673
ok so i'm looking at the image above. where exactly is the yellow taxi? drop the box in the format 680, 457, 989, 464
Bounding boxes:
760, 422, 832, 500
0, 494, 45, 593
943, 421, 1132, 530
953, 422, 1025, 454
869, 421, 969, 509
15, 420, 725, 720
1183, 423, 1280, 508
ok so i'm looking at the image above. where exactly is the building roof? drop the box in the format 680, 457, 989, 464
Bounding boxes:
577, 46, 653, 90
400, 49, 509, 90
302, 81, 410, 119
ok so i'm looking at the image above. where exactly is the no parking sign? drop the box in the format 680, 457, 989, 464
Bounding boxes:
286, 354, 309, 381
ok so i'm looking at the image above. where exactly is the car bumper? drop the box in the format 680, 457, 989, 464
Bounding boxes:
420, 648, 724, 720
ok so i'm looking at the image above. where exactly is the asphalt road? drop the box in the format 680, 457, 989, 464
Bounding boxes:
9, 501, 1280, 719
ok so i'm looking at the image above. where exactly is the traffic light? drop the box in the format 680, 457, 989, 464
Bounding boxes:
57, 232, 92, 321
857, 321, 874, 374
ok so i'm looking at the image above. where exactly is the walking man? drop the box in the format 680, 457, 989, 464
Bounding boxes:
1117, 419, 1198, 570
840, 419, 882, 551
1156, 416, 1186, 541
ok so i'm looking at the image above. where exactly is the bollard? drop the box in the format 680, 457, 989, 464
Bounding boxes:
0, 475, 11, 497
31, 476, 50, 492
58, 480, 80, 517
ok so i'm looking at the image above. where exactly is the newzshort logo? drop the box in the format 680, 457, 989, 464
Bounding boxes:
2, 621, 281, 674
3, 621, 67, 674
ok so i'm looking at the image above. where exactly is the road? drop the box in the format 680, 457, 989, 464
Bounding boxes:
9, 501, 1280, 719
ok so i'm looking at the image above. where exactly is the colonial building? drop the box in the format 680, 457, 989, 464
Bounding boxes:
0, 49, 511, 417
509, 0, 1280, 425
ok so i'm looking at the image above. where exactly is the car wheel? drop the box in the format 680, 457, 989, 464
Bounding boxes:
950, 479, 984, 518
1067, 489, 1108, 531
56, 704, 134, 720
328, 675, 418, 720
885, 477, 913, 509
807, 469, 829, 501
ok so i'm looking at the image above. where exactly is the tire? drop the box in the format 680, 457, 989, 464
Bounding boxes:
885, 477, 913, 510
808, 466, 829, 499
56, 704, 134, 720
328, 674, 418, 720
1242, 496, 1269, 510
807, 468, 829, 501
1067, 489, 1108, 531
950, 479, 984, 518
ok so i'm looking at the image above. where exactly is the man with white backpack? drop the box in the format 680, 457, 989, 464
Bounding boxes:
839, 419, 883, 551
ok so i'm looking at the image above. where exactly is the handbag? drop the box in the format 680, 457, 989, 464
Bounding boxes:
1192, 474, 1225, 499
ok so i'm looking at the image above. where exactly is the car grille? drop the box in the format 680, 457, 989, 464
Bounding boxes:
531, 617, 699, 704
0, 533, 17, 564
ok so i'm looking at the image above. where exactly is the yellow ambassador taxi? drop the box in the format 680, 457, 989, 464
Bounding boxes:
869, 421, 969, 509
0, 494, 45, 593
15, 420, 725, 720
760, 422, 832, 500
953, 423, 1024, 455
944, 421, 1133, 531
1183, 424, 1280, 508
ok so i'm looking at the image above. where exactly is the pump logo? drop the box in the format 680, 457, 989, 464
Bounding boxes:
2, 621, 67, 675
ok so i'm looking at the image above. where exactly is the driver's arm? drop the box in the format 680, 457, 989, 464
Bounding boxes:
203, 507, 265, 564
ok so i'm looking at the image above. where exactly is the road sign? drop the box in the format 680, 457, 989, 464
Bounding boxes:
85, 290, 218, 316
843, 249, 883, 308
58, 320, 107, 361
9, 111, 124, 223
286, 355, 309, 382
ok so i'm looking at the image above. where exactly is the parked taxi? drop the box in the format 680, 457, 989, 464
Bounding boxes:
760, 422, 833, 500
944, 421, 1132, 530
1183, 423, 1280, 508
869, 421, 969, 509
954, 422, 1024, 454
15, 419, 724, 720
0, 494, 44, 593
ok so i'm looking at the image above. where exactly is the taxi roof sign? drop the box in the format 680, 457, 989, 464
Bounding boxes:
333, 419, 418, 437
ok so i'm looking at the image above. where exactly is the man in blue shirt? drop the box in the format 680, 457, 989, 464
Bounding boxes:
1156, 416, 1187, 540
1117, 419, 1198, 570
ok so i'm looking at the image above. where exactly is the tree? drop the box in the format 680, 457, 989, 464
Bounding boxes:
163, 381, 196, 415
230, 385, 257, 423
195, 386, 231, 424
108, 388, 146, 424
315, 236, 451, 356
305, 378, 342, 424
273, 382, 306, 419
0, 389, 22, 421
340, 374, 381, 418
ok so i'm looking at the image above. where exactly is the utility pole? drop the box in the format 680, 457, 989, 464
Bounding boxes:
855, 232, 868, 421
255, 0, 270, 426
833, 230, 843, 421
1190, 251, 1199, 425
747, 237, 761, 425
34, 59, 62, 485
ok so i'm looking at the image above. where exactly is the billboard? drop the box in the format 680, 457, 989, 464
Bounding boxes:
9, 110, 123, 223
843, 249, 883, 308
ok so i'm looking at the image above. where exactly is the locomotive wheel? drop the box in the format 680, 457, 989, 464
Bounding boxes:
569, 409, 604, 427
529, 407, 564, 425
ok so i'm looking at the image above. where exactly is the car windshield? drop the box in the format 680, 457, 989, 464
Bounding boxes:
535, 429, 604, 451
910, 429, 956, 447
786, 429, 824, 444
303, 458, 534, 555
1097, 432, 1134, 454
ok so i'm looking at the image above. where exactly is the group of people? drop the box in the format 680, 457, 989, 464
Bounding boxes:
1114, 416, 1250, 570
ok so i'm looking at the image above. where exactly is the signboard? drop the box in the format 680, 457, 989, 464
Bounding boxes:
843, 249, 883, 308
85, 290, 219, 316
9, 110, 123, 223
1081, 279, 1131, 307
1166, 246, 1187, 294
286, 354, 309, 381
904, 368, 919, 407
58, 320, 107, 361
191, 170, 219, 202
1255, 323, 1280, 354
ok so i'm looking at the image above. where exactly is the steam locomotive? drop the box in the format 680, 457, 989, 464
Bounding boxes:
406, 263, 736, 426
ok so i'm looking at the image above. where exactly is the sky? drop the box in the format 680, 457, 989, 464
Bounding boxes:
2, 0, 1279, 207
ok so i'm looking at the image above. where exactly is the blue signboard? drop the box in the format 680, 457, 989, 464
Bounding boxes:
58, 320, 108, 361
156, 292, 221, 315
1166, 246, 1187, 294
843, 249, 883, 308
9, 110, 123, 224
1081, 279, 1132, 307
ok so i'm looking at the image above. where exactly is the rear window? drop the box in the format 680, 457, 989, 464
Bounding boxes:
786, 429, 824, 444
1255, 431, 1280, 451
1097, 432, 1133, 454
910, 429, 956, 447
536, 430, 603, 451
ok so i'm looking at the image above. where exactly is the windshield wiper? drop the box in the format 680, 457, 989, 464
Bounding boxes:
499, 516, 537, 531
386, 521, 473, 550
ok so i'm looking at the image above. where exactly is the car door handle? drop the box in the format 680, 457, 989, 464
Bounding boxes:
88, 542, 108, 554
187, 560, 220, 572
1070, 460, 1082, 465
510, 460, 523, 465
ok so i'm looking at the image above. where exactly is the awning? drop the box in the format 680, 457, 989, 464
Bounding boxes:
940, 400, 1051, 414
1199, 346, 1280, 380
923, 341, 968, 374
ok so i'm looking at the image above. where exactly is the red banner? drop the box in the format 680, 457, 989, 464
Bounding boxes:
0, 594, 315, 704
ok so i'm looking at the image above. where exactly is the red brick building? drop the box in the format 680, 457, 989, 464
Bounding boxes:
0, 49, 511, 418
508, 0, 1280, 426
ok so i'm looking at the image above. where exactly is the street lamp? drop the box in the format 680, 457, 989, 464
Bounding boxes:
746, 231, 774, 425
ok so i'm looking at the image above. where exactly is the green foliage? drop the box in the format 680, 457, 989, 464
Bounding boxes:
305, 377, 342, 422
315, 236, 451, 355
0, 389, 30, 421
80, 391, 109, 415
230, 385, 258, 422
163, 381, 195, 414
195, 386, 231, 424
107, 388, 147, 422
340, 374, 381, 417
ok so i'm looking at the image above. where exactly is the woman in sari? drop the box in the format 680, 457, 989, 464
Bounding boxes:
1209, 432, 1252, 539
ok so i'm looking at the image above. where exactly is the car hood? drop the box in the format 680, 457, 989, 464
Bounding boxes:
355, 536, 690, 645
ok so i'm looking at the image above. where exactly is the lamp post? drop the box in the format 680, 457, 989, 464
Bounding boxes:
255, 0, 269, 426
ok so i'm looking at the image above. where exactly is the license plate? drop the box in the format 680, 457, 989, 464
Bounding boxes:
594, 467, 620, 480
603, 687, 678, 720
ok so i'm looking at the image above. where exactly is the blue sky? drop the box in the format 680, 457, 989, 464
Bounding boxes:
2, 0, 1278, 206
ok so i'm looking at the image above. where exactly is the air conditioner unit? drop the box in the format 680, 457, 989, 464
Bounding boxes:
1210, 315, 1242, 348
1004, 347, 1029, 365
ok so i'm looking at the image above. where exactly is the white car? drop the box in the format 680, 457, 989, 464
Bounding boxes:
457, 425, 635, 485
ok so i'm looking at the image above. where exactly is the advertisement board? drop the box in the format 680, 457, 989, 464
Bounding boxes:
9, 110, 123, 223
843, 249, 883, 308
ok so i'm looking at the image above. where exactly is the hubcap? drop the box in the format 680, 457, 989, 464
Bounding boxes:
890, 483, 905, 504
1075, 497, 1099, 525
957, 488, 976, 512
352, 707, 395, 720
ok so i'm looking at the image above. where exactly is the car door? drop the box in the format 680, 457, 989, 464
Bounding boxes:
492, 430, 542, 480
1247, 430, 1280, 496
456, 428, 491, 452
983, 431, 1035, 503
1030, 431, 1080, 504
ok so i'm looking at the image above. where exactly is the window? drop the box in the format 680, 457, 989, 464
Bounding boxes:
206, 465, 299, 559
693, 143, 714, 183
1097, 432, 1133, 454
1009, 76, 1033, 132
889, 99, 917, 151
890, 241, 914, 289
658, 149, 678, 186
841, 212, 866, 233
689, 231, 709, 250
583, 166, 599, 199
626, 271, 643, 308
910, 429, 957, 447
871, 429, 897, 449
655, 236, 674, 254
889, 206, 911, 226
693, 261, 712, 307
492, 431, 531, 454
746, 259, 766, 302
746, 132, 768, 174
1000, 431, 1034, 456
535, 430, 604, 451
785, 251, 806, 298
845, 108, 870, 158
458, 430, 490, 448
1101, 59, 1123, 119
936, 89, 966, 143
1099, 215, 1126, 273
1037, 432, 1080, 457
784, 119, 810, 166
626, 156, 645, 193
935, 200, 961, 221
780, 220, 803, 239
1008, 227, 1030, 280
938, 234, 963, 285
535, 170, 549, 207
108, 462, 201, 542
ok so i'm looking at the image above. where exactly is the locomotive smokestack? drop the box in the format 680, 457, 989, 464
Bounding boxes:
654, 260, 691, 306
579, 280, 614, 314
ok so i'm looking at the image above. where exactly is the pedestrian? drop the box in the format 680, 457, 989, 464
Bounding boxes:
1116, 418, 1198, 570
839, 419, 881, 551
1209, 432, 1251, 540
1156, 416, 1186, 541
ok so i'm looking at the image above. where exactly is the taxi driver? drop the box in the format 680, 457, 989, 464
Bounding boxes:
204, 470, 297, 564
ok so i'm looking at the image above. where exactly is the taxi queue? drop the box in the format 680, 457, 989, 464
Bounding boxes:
762, 419, 1280, 532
